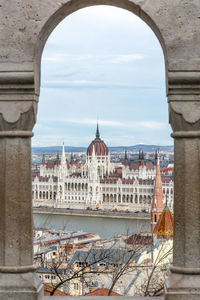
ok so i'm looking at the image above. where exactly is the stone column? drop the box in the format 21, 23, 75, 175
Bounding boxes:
0, 71, 43, 299
165, 72, 200, 300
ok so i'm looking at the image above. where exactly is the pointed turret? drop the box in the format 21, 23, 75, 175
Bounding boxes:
124, 149, 128, 167
153, 205, 173, 239
139, 149, 141, 160
96, 122, 100, 139
139, 149, 145, 167
151, 151, 165, 232
56, 151, 60, 165
125, 149, 128, 160
61, 142, 66, 166
141, 150, 144, 160
56, 151, 59, 160
42, 154, 45, 165
70, 153, 74, 164
155, 149, 158, 162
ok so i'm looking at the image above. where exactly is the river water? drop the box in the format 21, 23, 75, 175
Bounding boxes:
33, 213, 150, 239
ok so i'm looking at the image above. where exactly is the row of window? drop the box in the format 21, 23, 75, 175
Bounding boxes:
39, 274, 56, 280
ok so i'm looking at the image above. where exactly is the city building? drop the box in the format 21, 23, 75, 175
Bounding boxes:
32, 125, 173, 212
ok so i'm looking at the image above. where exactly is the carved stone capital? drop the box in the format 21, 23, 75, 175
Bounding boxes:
0, 69, 38, 132
0, 101, 37, 132
171, 102, 200, 124
169, 102, 200, 133
168, 71, 200, 134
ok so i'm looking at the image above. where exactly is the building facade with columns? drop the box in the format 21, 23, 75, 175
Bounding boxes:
32, 126, 173, 212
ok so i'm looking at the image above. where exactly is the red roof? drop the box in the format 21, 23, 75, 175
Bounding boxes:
153, 206, 173, 239
114, 167, 122, 173
129, 162, 139, 170
138, 178, 154, 185
85, 288, 121, 296
111, 173, 122, 178
33, 174, 58, 182
87, 138, 108, 156
44, 284, 69, 296
46, 161, 60, 169
125, 233, 153, 246
100, 178, 118, 184
161, 167, 173, 172
128, 161, 154, 170
121, 178, 134, 184
161, 177, 172, 183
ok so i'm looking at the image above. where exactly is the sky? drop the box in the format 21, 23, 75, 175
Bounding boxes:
32, 5, 172, 147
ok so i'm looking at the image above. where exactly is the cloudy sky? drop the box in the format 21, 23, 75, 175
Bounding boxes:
32, 5, 172, 147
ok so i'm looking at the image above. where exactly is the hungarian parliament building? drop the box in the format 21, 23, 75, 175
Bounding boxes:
32, 126, 174, 212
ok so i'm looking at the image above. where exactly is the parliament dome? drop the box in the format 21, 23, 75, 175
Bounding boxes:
87, 124, 109, 156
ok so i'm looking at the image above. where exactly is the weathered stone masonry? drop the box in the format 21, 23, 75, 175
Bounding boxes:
1, 1, 200, 299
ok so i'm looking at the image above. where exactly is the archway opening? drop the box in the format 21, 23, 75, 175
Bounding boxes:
32, 5, 173, 297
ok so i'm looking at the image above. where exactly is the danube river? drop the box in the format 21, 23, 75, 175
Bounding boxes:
33, 209, 151, 239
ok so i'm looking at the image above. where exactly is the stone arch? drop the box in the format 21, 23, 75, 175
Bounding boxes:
114, 194, 117, 202
1, 2, 200, 299
34, 0, 167, 95
118, 194, 121, 203
110, 194, 113, 202
103, 194, 105, 202
135, 194, 138, 203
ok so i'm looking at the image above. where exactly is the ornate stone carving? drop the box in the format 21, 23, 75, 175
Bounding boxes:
0, 70, 38, 132
168, 70, 200, 133
171, 102, 200, 124
169, 102, 200, 133
0, 101, 37, 131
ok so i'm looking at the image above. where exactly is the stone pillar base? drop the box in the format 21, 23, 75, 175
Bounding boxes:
165, 271, 200, 300
0, 268, 43, 300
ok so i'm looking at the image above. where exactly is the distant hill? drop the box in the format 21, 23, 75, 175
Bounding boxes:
108, 144, 173, 152
32, 146, 87, 154
32, 144, 173, 154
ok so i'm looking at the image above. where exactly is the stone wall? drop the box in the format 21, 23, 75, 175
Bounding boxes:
1, 1, 200, 299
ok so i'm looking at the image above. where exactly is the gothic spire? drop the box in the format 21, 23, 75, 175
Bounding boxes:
124, 149, 128, 166
61, 142, 66, 166
139, 149, 141, 160
96, 122, 100, 139
151, 150, 164, 232
141, 150, 144, 160
56, 151, 59, 161
42, 153, 45, 165
125, 149, 128, 160
155, 149, 158, 161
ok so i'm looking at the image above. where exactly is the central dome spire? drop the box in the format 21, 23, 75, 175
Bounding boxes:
96, 122, 100, 139
87, 124, 108, 156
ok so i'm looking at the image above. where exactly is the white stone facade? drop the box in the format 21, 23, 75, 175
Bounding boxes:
32, 137, 173, 212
